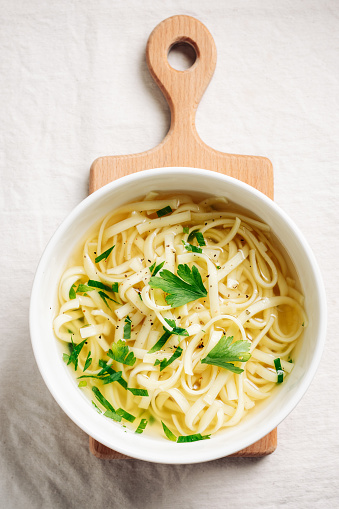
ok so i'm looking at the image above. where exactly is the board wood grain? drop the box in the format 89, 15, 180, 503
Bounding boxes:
88, 15, 276, 460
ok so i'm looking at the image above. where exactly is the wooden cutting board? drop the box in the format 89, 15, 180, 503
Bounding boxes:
88, 15, 276, 460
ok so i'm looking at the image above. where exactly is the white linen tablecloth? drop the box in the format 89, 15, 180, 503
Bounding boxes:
1, 0, 338, 507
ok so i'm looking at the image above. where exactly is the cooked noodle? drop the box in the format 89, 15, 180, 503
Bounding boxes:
54, 192, 307, 439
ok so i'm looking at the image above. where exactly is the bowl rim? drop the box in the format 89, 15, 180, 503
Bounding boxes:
29, 166, 327, 464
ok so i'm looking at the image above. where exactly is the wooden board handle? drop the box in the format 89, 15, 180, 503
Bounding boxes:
146, 15, 217, 145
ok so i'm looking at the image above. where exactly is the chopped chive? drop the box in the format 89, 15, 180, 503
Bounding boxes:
83, 351, 92, 372
182, 240, 202, 253
183, 226, 189, 234
95, 245, 115, 263
123, 315, 132, 340
162, 421, 177, 441
127, 388, 149, 396
78, 380, 87, 388
116, 408, 136, 423
274, 358, 284, 383
156, 205, 172, 217
177, 434, 210, 443
69, 284, 76, 300
135, 418, 148, 434
112, 282, 119, 293
104, 410, 122, 422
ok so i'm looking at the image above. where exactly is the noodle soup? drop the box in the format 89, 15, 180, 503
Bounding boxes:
53, 192, 307, 442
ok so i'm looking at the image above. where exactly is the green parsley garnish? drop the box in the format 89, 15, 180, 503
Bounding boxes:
78, 380, 87, 388
274, 358, 284, 383
63, 338, 87, 371
87, 279, 112, 292
155, 347, 183, 371
149, 260, 165, 276
182, 240, 202, 253
162, 421, 177, 441
201, 336, 251, 374
177, 434, 210, 443
216, 265, 221, 270
92, 386, 115, 413
69, 284, 76, 300
302, 322, 304, 327
83, 351, 92, 371
183, 226, 189, 234
135, 418, 148, 434
160, 423, 210, 443
156, 206, 172, 217
108, 340, 136, 366
112, 282, 119, 293
127, 388, 149, 396
95, 245, 115, 263
116, 408, 136, 423
149, 264, 207, 308
148, 319, 188, 354
123, 316, 132, 340
104, 410, 122, 422
76, 284, 93, 293
92, 401, 102, 413
187, 229, 206, 246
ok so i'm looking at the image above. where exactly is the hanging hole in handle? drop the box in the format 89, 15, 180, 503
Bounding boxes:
167, 41, 197, 71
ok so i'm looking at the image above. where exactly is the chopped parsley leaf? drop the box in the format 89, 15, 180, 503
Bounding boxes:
87, 279, 112, 293
63, 338, 86, 371
127, 388, 149, 396
149, 264, 207, 308
108, 339, 136, 366
152, 261, 165, 276
162, 421, 177, 441
112, 282, 119, 293
135, 418, 148, 434
201, 336, 251, 374
156, 206, 172, 217
78, 380, 87, 388
187, 229, 206, 246
183, 226, 189, 234
83, 351, 92, 371
148, 320, 188, 354
104, 410, 122, 422
92, 401, 102, 413
116, 408, 136, 423
182, 240, 202, 253
92, 386, 115, 413
95, 245, 115, 263
177, 434, 210, 443
156, 346, 183, 371
123, 316, 132, 340
274, 358, 284, 383
69, 284, 76, 300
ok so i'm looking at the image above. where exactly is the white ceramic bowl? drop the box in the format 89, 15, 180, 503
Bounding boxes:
30, 167, 326, 464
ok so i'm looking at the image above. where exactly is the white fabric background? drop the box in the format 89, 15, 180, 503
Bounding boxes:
1, 0, 338, 507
